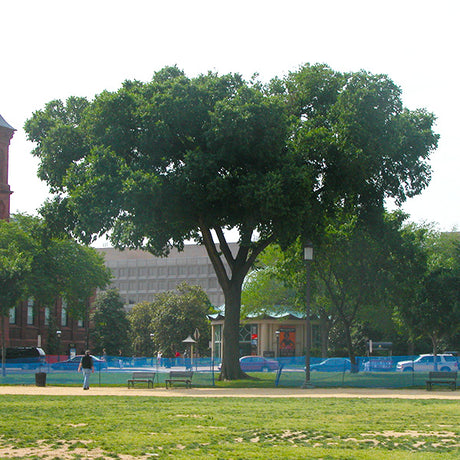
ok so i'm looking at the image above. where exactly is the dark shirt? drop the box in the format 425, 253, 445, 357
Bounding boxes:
81, 355, 93, 369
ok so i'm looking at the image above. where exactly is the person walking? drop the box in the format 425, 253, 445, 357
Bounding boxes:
78, 350, 94, 390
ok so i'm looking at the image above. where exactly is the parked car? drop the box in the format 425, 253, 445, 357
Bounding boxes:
239, 356, 279, 372
0, 347, 46, 369
51, 355, 108, 371
310, 358, 351, 372
396, 354, 458, 372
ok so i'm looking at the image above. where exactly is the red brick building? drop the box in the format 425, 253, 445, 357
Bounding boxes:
0, 113, 89, 356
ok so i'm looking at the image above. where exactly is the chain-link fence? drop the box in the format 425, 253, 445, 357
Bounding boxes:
0, 355, 457, 388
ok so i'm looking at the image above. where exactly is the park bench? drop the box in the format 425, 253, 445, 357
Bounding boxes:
127, 371, 156, 388
426, 371, 457, 391
165, 370, 193, 388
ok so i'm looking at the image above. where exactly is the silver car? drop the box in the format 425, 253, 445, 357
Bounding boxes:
396, 354, 458, 372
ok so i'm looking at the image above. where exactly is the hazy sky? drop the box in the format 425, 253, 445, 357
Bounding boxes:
2, 0, 459, 233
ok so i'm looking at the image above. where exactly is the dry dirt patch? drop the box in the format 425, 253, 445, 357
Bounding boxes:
0, 439, 153, 460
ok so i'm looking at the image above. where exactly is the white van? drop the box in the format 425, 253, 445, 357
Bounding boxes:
396, 354, 458, 372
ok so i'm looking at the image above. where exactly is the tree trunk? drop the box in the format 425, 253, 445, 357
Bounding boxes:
431, 334, 438, 371
1, 314, 5, 376
319, 315, 331, 358
0, 315, 6, 377
199, 222, 272, 380
220, 281, 247, 380
407, 339, 415, 356
343, 320, 358, 372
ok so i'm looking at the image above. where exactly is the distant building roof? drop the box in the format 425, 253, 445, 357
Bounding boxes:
0, 114, 15, 131
209, 307, 305, 322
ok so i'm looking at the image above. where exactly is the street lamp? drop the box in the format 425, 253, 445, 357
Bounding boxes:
302, 242, 314, 389
182, 335, 196, 370
56, 330, 62, 362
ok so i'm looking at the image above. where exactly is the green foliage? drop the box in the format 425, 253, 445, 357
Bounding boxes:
250, 212, 414, 359
128, 301, 155, 356
0, 220, 34, 371
25, 64, 439, 378
392, 226, 460, 352
241, 245, 298, 316
10, 213, 111, 318
0, 220, 33, 316
89, 289, 131, 355
129, 283, 213, 357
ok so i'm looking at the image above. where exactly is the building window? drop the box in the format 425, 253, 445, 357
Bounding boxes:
77, 319, 84, 327
9, 307, 16, 324
44, 307, 50, 326
148, 280, 157, 290
61, 301, 68, 327
239, 324, 257, 356
27, 298, 34, 325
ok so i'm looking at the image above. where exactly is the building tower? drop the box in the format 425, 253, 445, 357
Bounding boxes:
0, 114, 15, 221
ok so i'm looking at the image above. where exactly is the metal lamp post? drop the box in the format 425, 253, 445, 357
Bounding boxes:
302, 242, 314, 389
56, 330, 62, 362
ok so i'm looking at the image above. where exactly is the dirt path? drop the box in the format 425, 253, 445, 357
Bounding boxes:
1, 385, 459, 399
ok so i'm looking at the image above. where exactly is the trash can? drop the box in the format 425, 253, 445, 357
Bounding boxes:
35, 372, 46, 387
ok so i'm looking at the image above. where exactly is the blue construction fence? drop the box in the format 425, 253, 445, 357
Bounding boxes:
0, 355, 458, 388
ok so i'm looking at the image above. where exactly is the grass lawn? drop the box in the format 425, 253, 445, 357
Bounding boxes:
0, 395, 458, 459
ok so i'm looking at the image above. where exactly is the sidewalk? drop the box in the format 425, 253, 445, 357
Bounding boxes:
1, 385, 459, 399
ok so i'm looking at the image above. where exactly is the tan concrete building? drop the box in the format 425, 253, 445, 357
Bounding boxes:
97, 243, 239, 308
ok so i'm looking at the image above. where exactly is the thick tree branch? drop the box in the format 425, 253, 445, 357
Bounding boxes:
199, 220, 230, 292
214, 226, 235, 267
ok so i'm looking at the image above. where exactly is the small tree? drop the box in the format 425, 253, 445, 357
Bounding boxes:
90, 289, 130, 355
417, 268, 460, 356
149, 283, 212, 358
394, 229, 460, 356
11, 214, 111, 326
128, 302, 155, 357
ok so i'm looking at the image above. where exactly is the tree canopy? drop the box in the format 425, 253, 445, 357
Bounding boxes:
11, 214, 111, 319
128, 283, 212, 358
90, 289, 131, 355
393, 226, 460, 354
25, 64, 438, 378
0, 215, 111, 366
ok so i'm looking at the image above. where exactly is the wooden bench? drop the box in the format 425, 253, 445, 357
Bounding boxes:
127, 372, 156, 388
165, 371, 193, 388
426, 371, 457, 391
